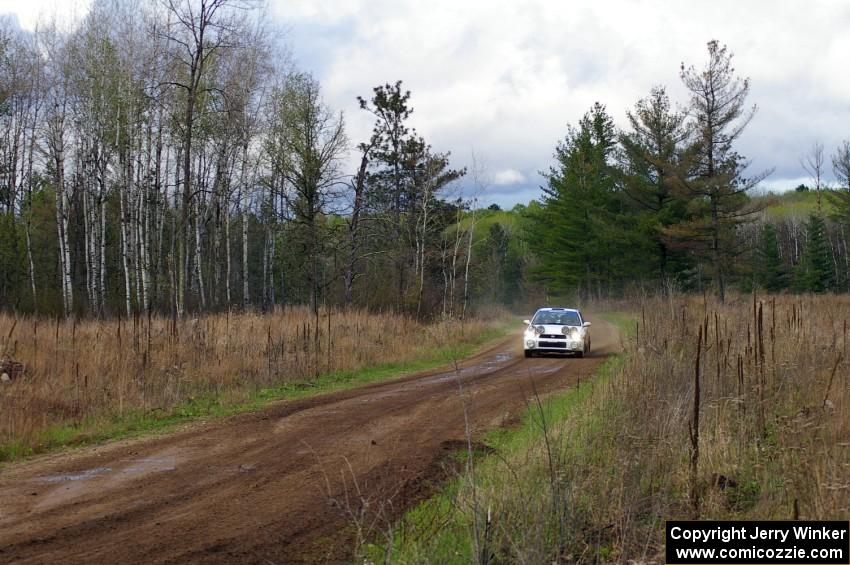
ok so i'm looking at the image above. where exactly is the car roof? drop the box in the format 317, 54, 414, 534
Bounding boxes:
536, 307, 580, 313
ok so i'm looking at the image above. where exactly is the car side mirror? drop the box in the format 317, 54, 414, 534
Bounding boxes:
582, 321, 592, 327
522, 319, 531, 325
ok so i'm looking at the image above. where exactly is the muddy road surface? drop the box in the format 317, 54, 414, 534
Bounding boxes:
0, 317, 620, 564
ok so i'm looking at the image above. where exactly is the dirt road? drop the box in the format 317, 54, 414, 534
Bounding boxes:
0, 317, 620, 564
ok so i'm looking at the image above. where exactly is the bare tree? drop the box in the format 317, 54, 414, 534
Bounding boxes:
833, 140, 850, 191
801, 141, 827, 212
344, 139, 373, 306
461, 151, 487, 321
160, 0, 253, 315
0, 19, 44, 310
267, 73, 347, 316
40, 21, 75, 316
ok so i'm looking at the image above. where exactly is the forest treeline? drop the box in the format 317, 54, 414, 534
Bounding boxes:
1, 0, 849, 319
528, 40, 850, 301
0, 0, 473, 318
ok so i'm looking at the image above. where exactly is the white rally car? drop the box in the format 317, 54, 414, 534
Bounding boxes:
523, 307, 591, 358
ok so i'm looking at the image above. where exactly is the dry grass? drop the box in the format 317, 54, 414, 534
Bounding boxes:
618, 294, 850, 522
0, 307, 502, 459
383, 295, 850, 563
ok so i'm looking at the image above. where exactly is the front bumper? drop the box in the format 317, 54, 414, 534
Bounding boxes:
524, 336, 584, 352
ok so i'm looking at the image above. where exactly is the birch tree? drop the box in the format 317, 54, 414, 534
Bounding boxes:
40, 22, 75, 316
267, 73, 346, 316
801, 141, 827, 212
161, 0, 254, 315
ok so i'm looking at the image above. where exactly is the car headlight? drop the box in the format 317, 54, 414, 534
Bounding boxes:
562, 326, 578, 338
535, 325, 544, 335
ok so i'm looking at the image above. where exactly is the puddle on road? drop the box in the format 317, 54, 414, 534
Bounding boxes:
523, 362, 566, 376
123, 456, 177, 474
422, 351, 519, 384
38, 467, 112, 483
36, 456, 177, 485
31, 450, 183, 513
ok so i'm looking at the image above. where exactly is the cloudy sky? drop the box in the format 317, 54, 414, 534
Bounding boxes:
3, 0, 850, 207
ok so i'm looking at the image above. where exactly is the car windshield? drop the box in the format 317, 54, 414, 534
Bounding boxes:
532, 310, 581, 326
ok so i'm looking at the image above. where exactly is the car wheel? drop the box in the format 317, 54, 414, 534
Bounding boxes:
524, 350, 533, 358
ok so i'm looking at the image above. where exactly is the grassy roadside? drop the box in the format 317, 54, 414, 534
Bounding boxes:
0, 323, 512, 464
363, 312, 635, 563
371, 295, 850, 563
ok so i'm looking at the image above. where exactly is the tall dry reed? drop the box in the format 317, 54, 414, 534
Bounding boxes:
390, 294, 850, 563
552, 294, 850, 559
0, 307, 498, 456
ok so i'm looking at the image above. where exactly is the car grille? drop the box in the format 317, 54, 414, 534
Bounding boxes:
538, 341, 567, 348
540, 334, 563, 339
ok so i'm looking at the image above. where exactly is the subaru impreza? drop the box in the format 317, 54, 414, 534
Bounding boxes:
522, 307, 591, 358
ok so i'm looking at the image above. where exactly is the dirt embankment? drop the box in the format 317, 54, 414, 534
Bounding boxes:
0, 316, 620, 564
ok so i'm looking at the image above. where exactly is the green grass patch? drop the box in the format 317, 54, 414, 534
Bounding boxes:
0, 324, 512, 464
600, 311, 636, 337
755, 189, 837, 220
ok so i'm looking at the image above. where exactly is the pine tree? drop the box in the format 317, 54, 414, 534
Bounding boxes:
484, 222, 509, 302
529, 103, 623, 296
825, 142, 850, 291
827, 142, 850, 251
618, 86, 692, 283
793, 214, 833, 293
663, 40, 770, 302
357, 81, 463, 311
754, 223, 786, 291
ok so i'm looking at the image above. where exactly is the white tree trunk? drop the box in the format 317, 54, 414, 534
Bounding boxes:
242, 206, 249, 309
99, 191, 107, 315
24, 218, 37, 307
416, 178, 432, 316
449, 207, 463, 318
52, 130, 73, 317
141, 187, 150, 313
461, 207, 475, 321
194, 200, 207, 310
120, 177, 133, 318
225, 207, 232, 306
268, 225, 275, 307
82, 186, 95, 311
240, 143, 250, 309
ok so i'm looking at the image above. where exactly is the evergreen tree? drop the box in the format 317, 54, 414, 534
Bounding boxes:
663, 40, 770, 302
826, 142, 850, 291
357, 81, 417, 307
754, 223, 786, 291
618, 86, 692, 283
529, 103, 624, 296
793, 214, 833, 292
484, 222, 509, 302
357, 81, 463, 311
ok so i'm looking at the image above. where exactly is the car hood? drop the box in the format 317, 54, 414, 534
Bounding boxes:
528, 324, 583, 334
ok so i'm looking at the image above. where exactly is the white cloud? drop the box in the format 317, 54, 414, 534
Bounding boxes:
493, 169, 526, 186
3, 0, 848, 207
0, 0, 90, 30
274, 0, 850, 206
